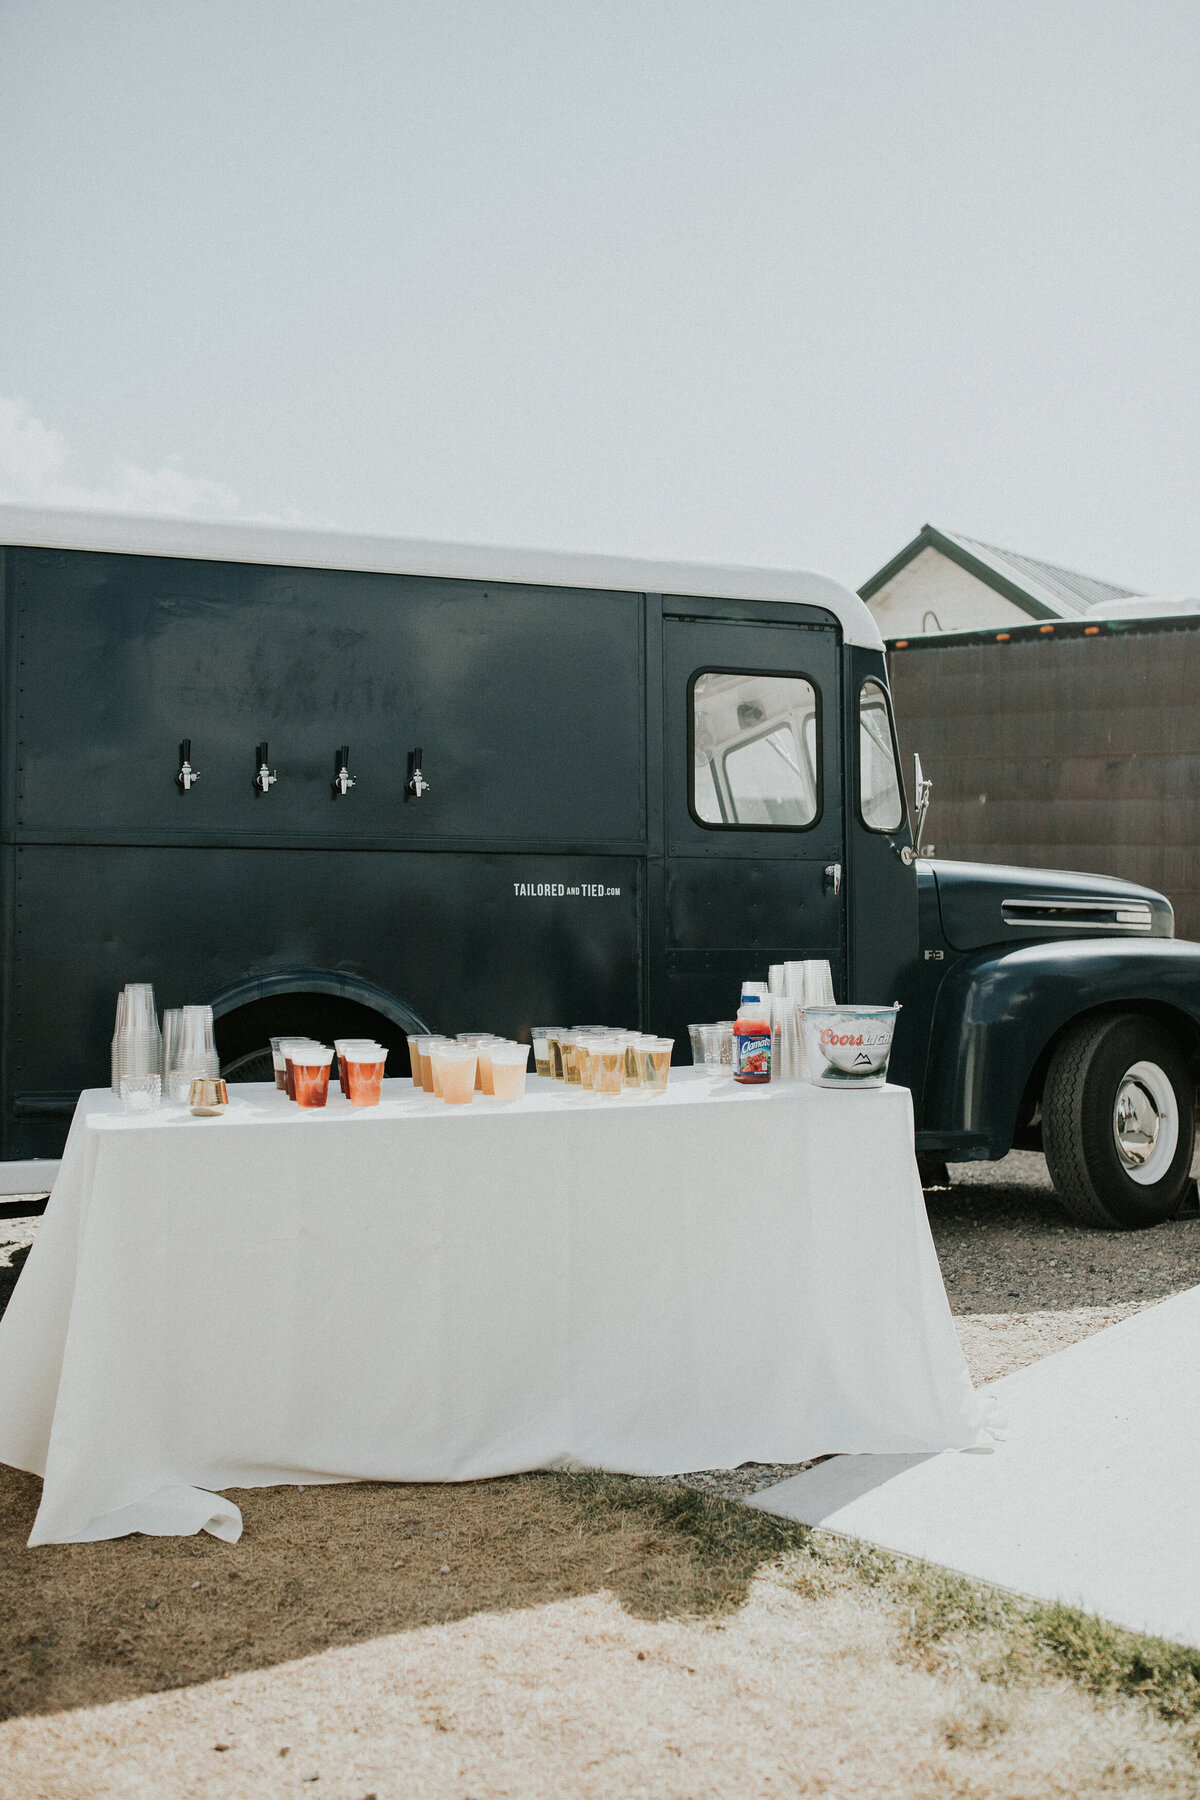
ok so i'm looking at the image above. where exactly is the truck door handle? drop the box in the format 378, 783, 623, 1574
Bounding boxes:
824, 862, 842, 895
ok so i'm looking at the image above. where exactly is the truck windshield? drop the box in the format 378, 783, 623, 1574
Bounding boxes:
858, 678, 904, 831
692, 671, 819, 827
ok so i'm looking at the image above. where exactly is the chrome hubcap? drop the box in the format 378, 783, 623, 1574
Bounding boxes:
1112, 1060, 1178, 1185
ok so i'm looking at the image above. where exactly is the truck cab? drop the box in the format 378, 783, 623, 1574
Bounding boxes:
1, 503, 1197, 1229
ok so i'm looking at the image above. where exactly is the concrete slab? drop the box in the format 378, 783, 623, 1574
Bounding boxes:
750, 1285, 1200, 1649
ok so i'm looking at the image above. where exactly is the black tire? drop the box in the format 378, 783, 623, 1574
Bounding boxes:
1042, 1013, 1195, 1229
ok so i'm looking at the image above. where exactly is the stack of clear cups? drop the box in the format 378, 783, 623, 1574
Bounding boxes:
115, 984, 163, 1100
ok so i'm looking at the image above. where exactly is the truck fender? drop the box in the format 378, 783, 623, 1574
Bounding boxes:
922, 937, 1200, 1159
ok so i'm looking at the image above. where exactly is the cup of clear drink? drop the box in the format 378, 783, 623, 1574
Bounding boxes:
530, 1029, 559, 1079
293, 1045, 334, 1108
640, 1039, 674, 1093
489, 1041, 531, 1100
438, 1042, 478, 1104
687, 1024, 707, 1069
344, 1044, 387, 1106
592, 1043, 625, 1097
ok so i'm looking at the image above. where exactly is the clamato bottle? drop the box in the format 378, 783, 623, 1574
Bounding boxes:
733, 1003, 772, 1084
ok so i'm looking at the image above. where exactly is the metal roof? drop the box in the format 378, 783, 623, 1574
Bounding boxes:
0, 504, 884, 651
859, 522, 1144, 623
944, 531, 1139, 616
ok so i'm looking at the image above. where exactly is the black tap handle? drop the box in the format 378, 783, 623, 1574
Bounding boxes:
180, 738, 191, 763
338, 745, 350, 768
257, 741, 268, 766
412, 746, 423, 771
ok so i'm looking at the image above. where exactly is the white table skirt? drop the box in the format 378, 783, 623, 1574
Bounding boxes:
0, 1074, 994, 1545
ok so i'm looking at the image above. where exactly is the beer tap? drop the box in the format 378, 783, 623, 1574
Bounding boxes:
406, 748, 429, 799
254, 741, 277, 795
332, 745, 356, 797
176, 739, 199, 792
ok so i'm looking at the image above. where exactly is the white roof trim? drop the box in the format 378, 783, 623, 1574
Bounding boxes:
0, 503, 884, 651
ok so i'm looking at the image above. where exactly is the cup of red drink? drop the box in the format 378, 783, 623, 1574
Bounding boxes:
293, 1045, 334, 1108
280, 1039, 320, 1101
335, 1039, 379, 1097
343, 1044, 387, 1106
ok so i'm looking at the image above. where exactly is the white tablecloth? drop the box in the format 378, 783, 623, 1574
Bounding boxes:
0, 1074, 994, 1544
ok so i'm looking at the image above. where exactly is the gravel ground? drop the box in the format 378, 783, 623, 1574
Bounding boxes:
3, 1155, 1199, 1506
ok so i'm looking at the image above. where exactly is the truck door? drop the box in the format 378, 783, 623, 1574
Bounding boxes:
661, 615, 844, 1041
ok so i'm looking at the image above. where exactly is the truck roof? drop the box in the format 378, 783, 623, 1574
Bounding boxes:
0, 503, 884, 652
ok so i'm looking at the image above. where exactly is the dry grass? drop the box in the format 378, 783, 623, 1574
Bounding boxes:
4, 1466, 1200, 1798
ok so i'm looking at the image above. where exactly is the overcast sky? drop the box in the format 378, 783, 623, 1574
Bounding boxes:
1, 1, 1197, 595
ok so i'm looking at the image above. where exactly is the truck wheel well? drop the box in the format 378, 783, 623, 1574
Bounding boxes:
1019, 1001, 1200, 1140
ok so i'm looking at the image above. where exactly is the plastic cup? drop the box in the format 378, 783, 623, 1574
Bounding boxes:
438, 1043, 478, 1104
120, 1073, 161, 1113
406, 1034, 422, 1087
269, 1036, 288, 1091
687, 1024, 707, 1068
699, 1024, 726, 1075
624, 1035, 656, 1089
489, 1041, 531, 1100
545, 1031, 567, 1080
559, 1033, 584, 1086
293, 1046, 333, 1108
417, 1036, 444, 1095
592, 1044, 625, 1097
344, 1045, 387, 1106
281, 1039, 321, 1101
531, 1028, 560, 1079
471, 1038, 509, 1095
335, 1039, 380, 1097
640, 1039, 674, 1093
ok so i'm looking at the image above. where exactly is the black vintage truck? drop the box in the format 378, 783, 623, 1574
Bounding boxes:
0, 504, 1195, 1229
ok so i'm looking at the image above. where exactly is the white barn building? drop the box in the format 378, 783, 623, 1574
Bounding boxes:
860, 524, 1198, 639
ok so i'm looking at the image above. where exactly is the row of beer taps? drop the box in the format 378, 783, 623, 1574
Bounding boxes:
175, 741, 430, 799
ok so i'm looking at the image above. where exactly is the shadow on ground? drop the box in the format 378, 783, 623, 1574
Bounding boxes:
0, 1466, 800, 1724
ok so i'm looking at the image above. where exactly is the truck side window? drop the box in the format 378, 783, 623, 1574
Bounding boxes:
691, 671, 819, 828
858, 678, 904, 832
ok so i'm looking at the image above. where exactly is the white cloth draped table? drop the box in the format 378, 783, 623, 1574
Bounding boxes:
0, 1074, 994, 1544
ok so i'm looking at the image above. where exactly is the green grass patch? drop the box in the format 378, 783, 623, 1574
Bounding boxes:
551, 1469, 1200, 1748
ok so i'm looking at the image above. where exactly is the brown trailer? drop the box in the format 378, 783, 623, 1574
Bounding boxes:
886, 615, 1200, 943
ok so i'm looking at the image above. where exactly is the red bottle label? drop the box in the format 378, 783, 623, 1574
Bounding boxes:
734, 1025, 771, 1083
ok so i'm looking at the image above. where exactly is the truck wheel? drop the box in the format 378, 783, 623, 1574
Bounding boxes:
1042, 1014, 1195, 1229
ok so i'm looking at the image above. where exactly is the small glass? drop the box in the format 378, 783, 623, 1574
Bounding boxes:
188, 1076, 229, 1116
120, 1073, 161, 1113
344, 1045, 387, 1106
489, 1041, 531, 1100
640, 1039, 674, 1093
293, 1046, 333, 1108
438, 1043, 478, 1104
